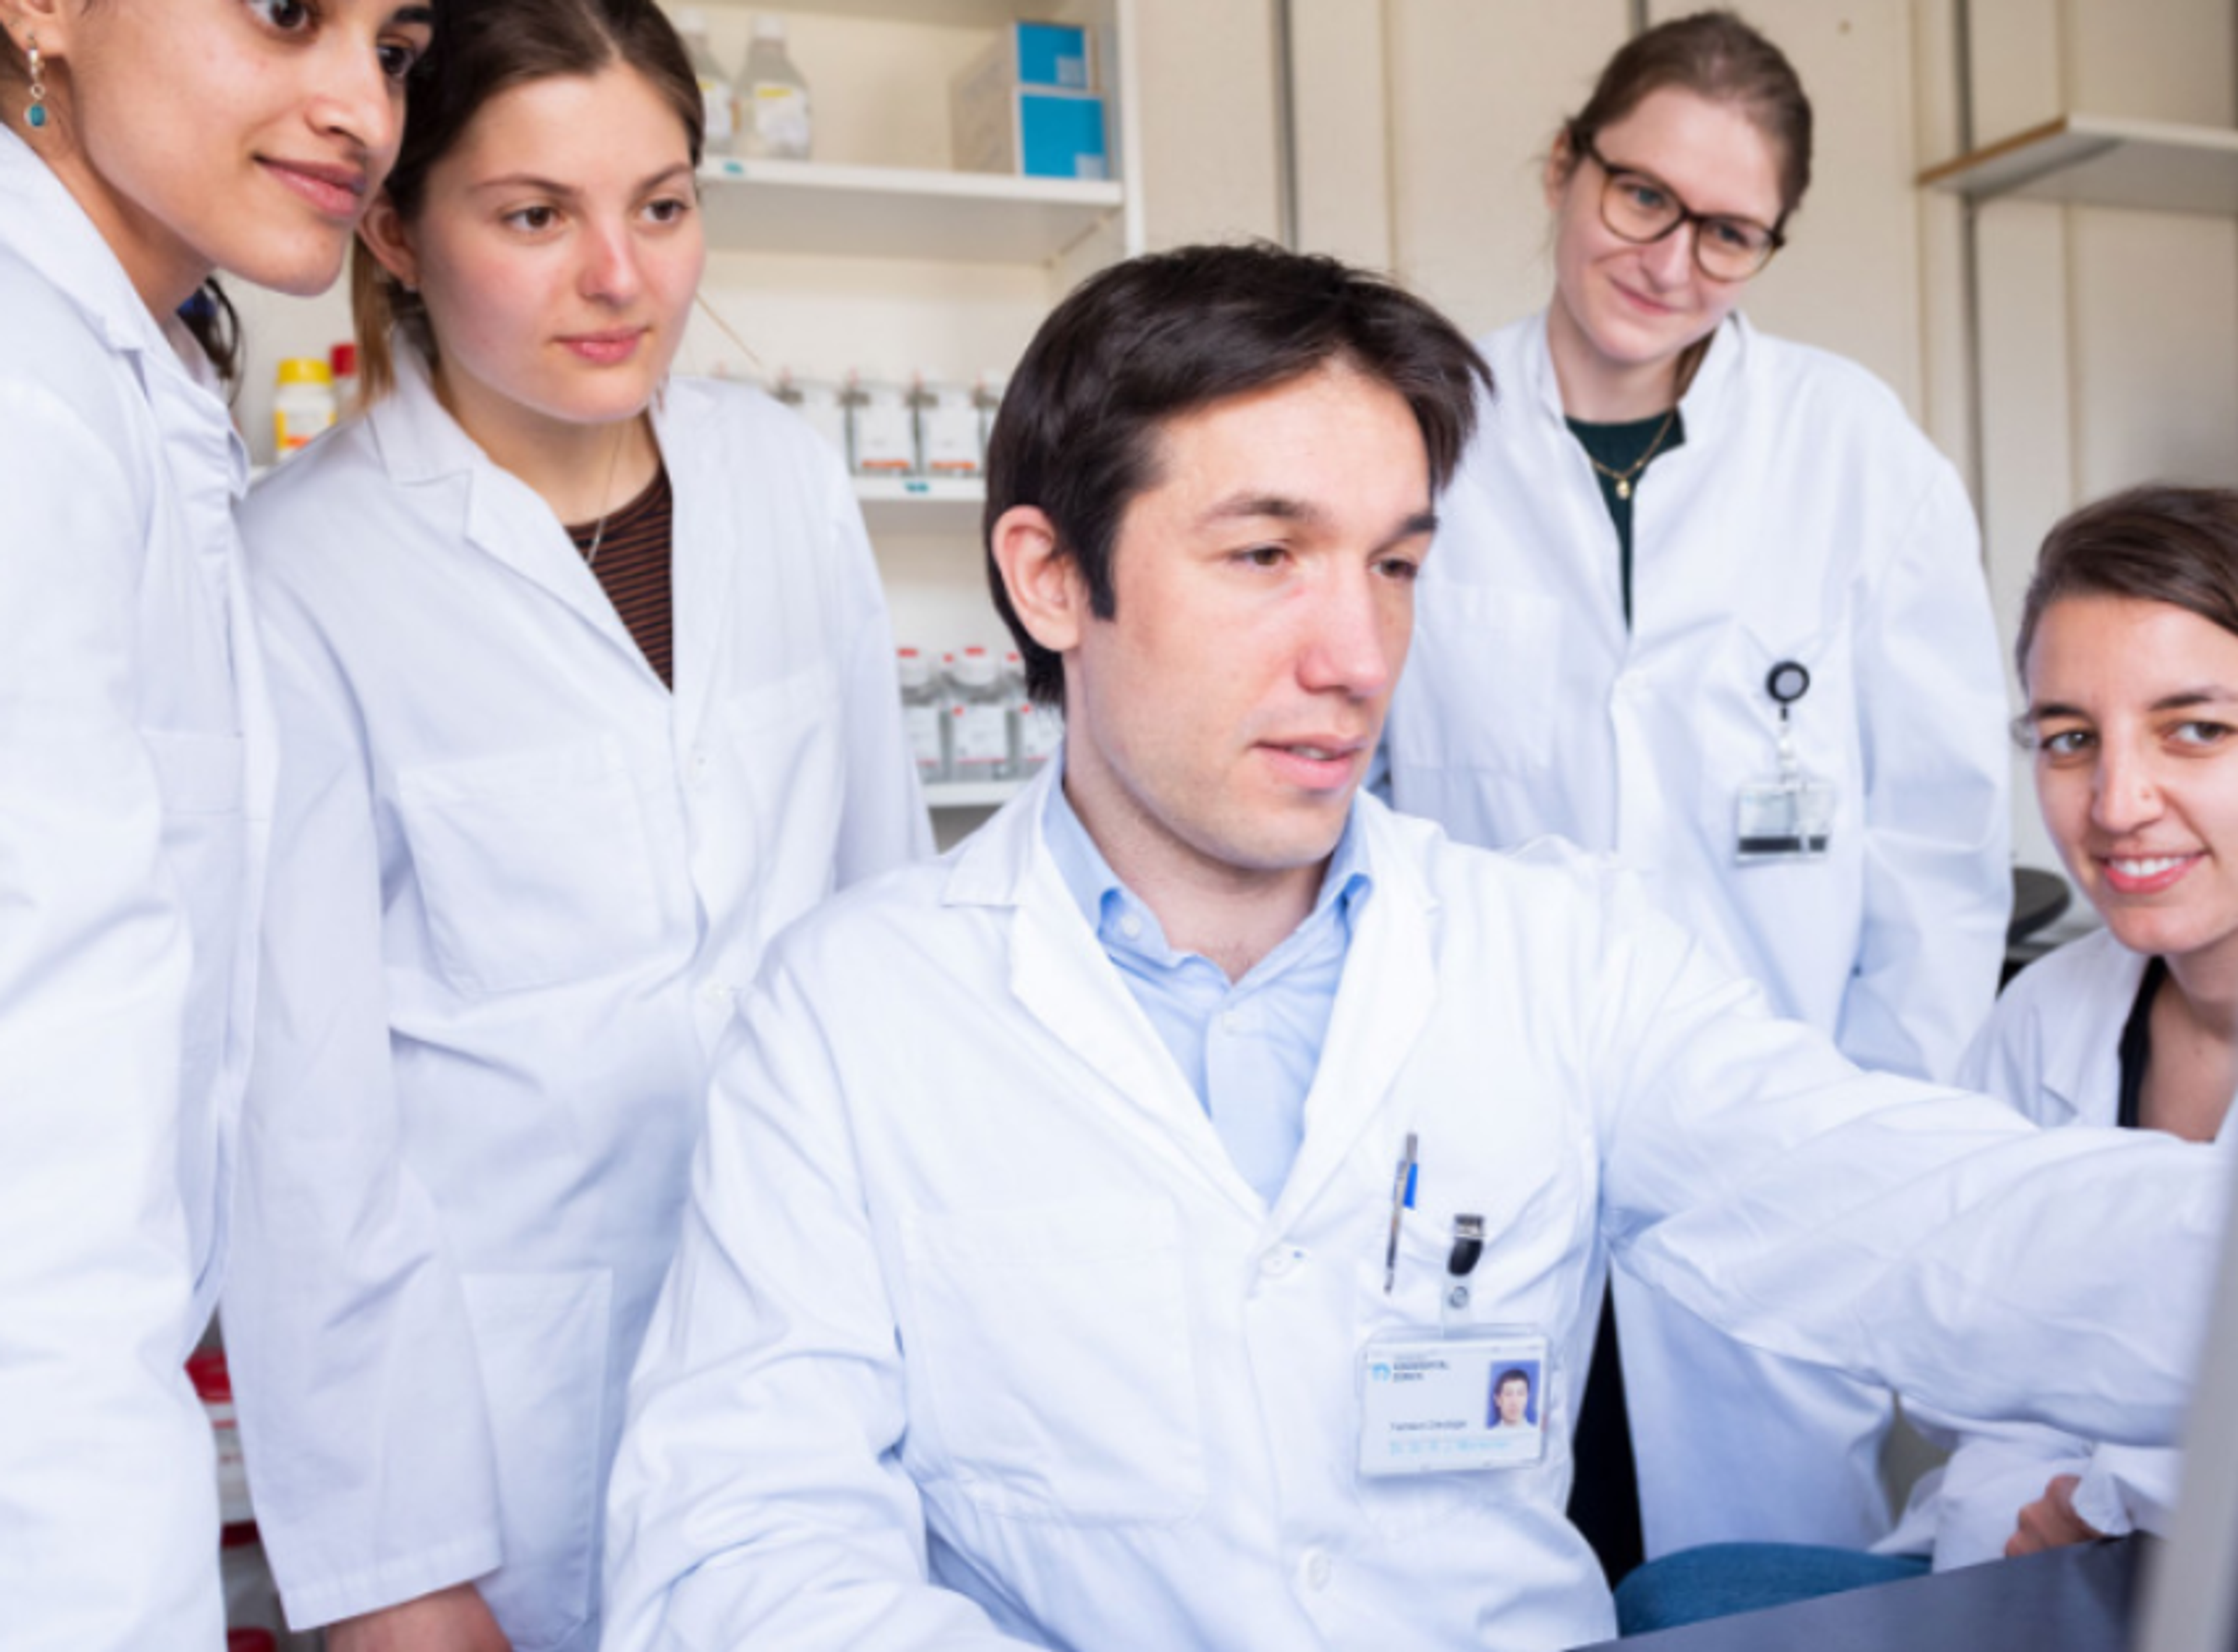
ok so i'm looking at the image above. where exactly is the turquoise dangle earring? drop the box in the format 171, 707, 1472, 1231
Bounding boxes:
24, 34, 48, 131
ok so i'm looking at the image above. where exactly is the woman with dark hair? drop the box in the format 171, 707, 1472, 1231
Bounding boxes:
1618, 484, 2238, 1631
220, 2, 927, 1646
1383, 9, 2011, 1562
1878, 484, 2238, 1570
0, 1, 427, 1642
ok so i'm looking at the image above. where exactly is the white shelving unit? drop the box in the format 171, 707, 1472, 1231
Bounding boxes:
1919, 114, 2238, 214
678, 0, 1141, 827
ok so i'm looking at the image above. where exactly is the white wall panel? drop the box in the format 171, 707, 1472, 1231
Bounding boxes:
1382, 0, 1630, 337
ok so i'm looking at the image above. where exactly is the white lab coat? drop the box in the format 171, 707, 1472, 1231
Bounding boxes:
1882, 928, 2232, 1568
0, 129, 270, 1649
221, 349, 930, 1649
602, 771, 2221, 1652
1384, 309, 2013, 1553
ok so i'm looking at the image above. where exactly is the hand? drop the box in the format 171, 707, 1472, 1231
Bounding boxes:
2004, 1473, 2105, 1558
328, 1585, 513, 1652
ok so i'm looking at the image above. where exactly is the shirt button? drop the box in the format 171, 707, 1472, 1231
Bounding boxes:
1300, 1548, 1333, 1591
1118, 913, 1144, 940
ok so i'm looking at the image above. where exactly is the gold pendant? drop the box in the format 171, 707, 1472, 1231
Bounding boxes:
1615, 478, 1632, 500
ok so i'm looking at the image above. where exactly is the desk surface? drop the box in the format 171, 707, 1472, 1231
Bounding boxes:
1571, 1537, 2146, 1652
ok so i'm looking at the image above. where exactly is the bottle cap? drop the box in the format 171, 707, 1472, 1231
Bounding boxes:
896, 647, 930, 688
276, 357, 334, 387
673, 6, 709, 31
329, 341, 358, 379
753, 14, 788, 40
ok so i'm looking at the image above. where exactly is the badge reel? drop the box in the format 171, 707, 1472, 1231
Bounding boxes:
1359, 1209, 1550, 1478
1735, 660, 1835, 863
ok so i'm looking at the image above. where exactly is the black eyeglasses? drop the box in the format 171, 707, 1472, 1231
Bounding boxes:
1582, 140, 1786, 283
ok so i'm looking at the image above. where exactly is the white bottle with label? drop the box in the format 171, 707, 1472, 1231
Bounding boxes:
844, 372, 919, 478
773, 368, 848, 460
272, 357, 337, 462
740, 15, 813, 160
674, 8, 738, 157
896, 647, 948, 786
913, 375, 984, 480
945, 647, 1012, 783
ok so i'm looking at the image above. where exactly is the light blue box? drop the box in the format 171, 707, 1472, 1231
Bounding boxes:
1011, 22, 1092, 90
1016, 90, 1107, 181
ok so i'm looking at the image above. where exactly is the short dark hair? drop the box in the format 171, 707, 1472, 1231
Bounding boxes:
1496, 1369, 1532, 1392
983, 242, 1494, 707
352, 0, 703, 401
2018, 485, 2238, 680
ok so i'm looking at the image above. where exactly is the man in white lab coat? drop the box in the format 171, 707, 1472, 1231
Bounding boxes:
601, 244, 2227, 1652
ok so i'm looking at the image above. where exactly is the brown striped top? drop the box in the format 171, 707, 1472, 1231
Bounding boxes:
566, 466, 675, 689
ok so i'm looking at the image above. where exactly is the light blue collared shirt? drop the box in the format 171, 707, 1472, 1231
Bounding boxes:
1043, 780, 1373, 1206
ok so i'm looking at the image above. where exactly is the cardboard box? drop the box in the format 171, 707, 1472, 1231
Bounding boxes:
952, 22, 1110, 180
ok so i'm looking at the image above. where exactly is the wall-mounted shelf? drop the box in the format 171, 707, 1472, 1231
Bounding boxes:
853, 475, 986, 536
698, 158, 1123, 263
1920, 114, 2238, 215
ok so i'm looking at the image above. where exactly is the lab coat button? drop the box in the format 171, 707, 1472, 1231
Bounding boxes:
699, 981, 731, 1008
688, 749, 710, 784
1300, 1548, 1333, 1590
1258, 1247, 1298, 1278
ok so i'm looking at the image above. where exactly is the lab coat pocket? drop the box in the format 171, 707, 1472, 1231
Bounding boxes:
396, 735, 667, 996
1406, 584, 1561, 774
903, 1194, 1205, 1525
459, 1269, 613, 1652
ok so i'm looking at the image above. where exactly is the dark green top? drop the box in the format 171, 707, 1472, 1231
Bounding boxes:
1565, 409, 1687, 629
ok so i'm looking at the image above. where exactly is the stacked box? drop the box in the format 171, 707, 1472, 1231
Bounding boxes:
952, 21, 1109, 181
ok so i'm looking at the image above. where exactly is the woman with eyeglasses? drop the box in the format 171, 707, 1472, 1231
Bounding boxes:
1383, 10, 2010, 1571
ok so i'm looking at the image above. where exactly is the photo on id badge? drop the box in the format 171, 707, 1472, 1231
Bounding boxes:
1487, 1361, 1540, 1431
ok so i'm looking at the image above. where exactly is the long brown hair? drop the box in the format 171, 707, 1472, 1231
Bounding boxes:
352, 0, 702, 401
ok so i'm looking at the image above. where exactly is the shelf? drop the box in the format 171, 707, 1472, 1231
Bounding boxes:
924, 778, 1027, 809
853, 475, 986, 536
697, 157, 1123, 262
1919, 115, 2238, 215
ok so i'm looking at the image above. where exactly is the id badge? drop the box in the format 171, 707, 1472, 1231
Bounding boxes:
1735, 773, 1835, 862
1358, 1328, 1551, 1477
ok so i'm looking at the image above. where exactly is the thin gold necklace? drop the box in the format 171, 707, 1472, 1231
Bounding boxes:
1580, 405, 1678, 501
581, 422, 631, 569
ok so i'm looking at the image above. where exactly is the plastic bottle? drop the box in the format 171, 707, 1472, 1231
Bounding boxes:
674, 9, 738, 157
946, 647, 1012, 781
272, 357, 336, 462
739, 15, 812, 161
912, 375, 983, 479
844, 372, 917, 477
896, 647, 948, 785
328, 341, 359, 416
1007, 650, 1061, 777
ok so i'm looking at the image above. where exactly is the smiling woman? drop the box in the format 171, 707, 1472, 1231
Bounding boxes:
0, 0, 425, 1643
1382, 9, 2013, 1570
215, 3, 931, 1647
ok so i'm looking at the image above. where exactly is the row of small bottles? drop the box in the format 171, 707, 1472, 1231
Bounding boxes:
900, 646, 1060, 786
776, 370, 1003, 481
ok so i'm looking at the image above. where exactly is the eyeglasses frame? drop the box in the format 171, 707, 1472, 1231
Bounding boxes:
1579, 139, 1788, 283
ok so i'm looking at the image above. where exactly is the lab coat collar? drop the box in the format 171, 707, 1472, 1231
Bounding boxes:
368, 346, 662, 678
945, 763, 1441, 1230
1516, 302, 1751, 438
0, 129, 247, 496
2038, 934, 2149, 1126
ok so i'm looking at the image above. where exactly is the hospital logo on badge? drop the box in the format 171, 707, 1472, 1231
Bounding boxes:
1370, 1362, 1394, 1382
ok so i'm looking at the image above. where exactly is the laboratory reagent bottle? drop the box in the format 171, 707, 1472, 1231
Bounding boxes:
946, 647, 1012, 782
674, 8, 738, 157
897, 647, 949, 786
741, 15, 813, 160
